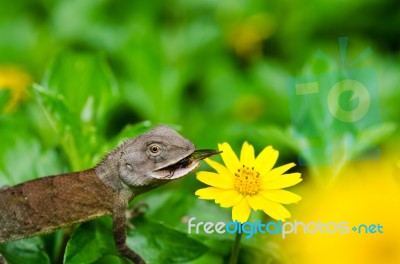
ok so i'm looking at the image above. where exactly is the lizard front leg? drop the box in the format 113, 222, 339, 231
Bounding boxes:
0, 253, 7, 264
112, 201, 145, 264
0, 186, 9, 191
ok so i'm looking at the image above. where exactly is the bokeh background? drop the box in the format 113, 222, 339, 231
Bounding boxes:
0, 0, 400, 263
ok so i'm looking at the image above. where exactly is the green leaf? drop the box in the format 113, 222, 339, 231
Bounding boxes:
0, 89, 11, 113
43, 51, 119, 130
256, 125, 299, 153
239, 242, 291, 264
95, 255, 130, 264
64, 218, 116, 264
64, 217, 208, 264
127, 217, 209, 263
140, 189, 231, 235
32, 83, 81, 134
33, 84, 99, 170
0, 237, 51, 264
352, 122, 397, 158
34, 52, 119, 170
0, 129, 63, 186
34, 51, 120, 170
182, 252, 224, 264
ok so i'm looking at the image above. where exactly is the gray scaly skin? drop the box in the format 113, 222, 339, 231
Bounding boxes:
0, 125, 219, 264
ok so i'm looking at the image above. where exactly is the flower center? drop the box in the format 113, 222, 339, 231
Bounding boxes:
234, 165, 260, 195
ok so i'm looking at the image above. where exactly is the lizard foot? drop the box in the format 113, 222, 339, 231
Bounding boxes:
0, 254, 7, 264
0, 185, 9, 192
125, 202, 149, 230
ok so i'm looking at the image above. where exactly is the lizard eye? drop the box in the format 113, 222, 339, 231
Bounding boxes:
148, 144, 161, 154
146, 143, 165, 162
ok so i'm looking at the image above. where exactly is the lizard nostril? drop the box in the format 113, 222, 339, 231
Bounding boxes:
126, 163, 134, 171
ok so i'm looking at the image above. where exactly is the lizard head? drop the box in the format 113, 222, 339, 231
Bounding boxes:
116, 125, 219, 190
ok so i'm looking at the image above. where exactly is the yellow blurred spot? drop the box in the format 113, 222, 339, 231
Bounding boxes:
280, 158, 400, 264
228, 13, 275, 58
395, 160, 400, 169
234, 94, 265, 122
393, 160, 400, 185
0, 65, 32, 112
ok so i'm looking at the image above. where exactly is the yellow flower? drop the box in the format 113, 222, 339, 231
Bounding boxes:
195, 142, 302, 223
0, 65, 32, 112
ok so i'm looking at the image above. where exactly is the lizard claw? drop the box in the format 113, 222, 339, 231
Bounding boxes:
0, 185, 10, 192
125, 202, 149, 230
0, 254, 8, 264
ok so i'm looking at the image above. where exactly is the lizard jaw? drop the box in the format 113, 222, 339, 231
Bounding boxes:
148, 149, 221, 180
149, 161, 200, 180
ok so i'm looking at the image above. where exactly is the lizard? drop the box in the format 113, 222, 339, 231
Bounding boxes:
0, 125, 220, 264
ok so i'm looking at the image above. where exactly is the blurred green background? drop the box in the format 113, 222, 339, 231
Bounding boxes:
0, 0, 399, 263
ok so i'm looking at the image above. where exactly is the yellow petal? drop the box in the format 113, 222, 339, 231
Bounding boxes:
248, 194, 291, 221
262, 173, 302, 189
259, 189, 302, 204
215, 189, 243, 208
195, 187, 225, 200
196, 187, 243, 208
254, 146, 279, 176
232, 197, 251, 223
204, 158, 234, 186
246, 194, 266, 210
262, 162, 296, 181
240, 141, 255, 165
197, 171, 234, 189
218, 142, 240, 173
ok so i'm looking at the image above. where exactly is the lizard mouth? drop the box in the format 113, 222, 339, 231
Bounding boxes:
149, 149, 221, 180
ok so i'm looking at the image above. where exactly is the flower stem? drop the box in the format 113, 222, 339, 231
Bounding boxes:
229, 231, 242, 264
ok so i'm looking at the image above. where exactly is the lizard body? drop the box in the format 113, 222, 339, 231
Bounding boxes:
0, 125, 218, 264
0, 169, 113, 243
